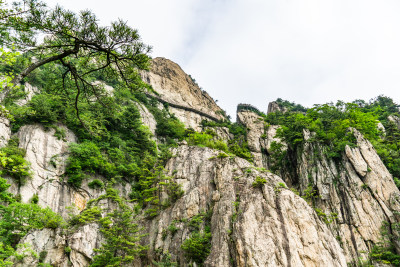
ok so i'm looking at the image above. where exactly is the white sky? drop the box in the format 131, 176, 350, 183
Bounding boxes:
40, 0, 400, 117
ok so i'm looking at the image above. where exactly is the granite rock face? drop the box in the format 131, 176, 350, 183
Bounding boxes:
141, 57, 225, 131
296, 128, 400, 263
5, 58, 400, 266
0, 116, 11, 147
239, 108, 400, 264
6, 124, 131, 217
237, 110, 285, 168
388, 115, 400, 130
139, 146, 347, 267
267, 101, 287, 114
12, 224, 103, 267
135, 102, 157, 136
15, 83, 39, 106
7, 124, 80, 217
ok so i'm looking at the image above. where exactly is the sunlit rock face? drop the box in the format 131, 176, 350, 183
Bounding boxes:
240, 108, 400, 264
140, 57, 225, 131
5, 58, 400, 266
137, 145, 347, 267
0, 116, 11, 147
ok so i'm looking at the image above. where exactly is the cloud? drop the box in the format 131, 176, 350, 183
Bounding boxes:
41, 0, 400, 118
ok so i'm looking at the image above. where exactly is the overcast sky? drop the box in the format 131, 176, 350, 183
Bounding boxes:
42, 0, 400, 118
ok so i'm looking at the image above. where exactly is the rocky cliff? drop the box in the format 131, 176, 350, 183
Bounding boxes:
140, 57, 226, 130
1, 58, 400, 267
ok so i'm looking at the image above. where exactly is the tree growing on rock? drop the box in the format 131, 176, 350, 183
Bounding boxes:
0, 0, 152, 105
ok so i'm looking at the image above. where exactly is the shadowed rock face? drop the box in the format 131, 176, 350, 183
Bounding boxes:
267, 101, 287, 114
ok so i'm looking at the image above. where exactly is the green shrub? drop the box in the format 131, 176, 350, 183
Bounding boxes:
66, 142, 112, 187
302, 184, 320, 205
370, 245, 400, 266
369, 221, 400, 265
146, 103, 185, 143
88, 179, 104, 189
30, 194, 39, 204
200, 120, 254, 162
181, 231, 212, 265
0, 137, 31, 184
152, 251, 177, 267
188, 214, 204, 232
252, 176, 267, 188
361, 183, 369, 190
9, 93, 65, 132
216, 152, 229, 159
0, 201, 65, 246
274, 182, 287, 193
81, 183, 147, 266
38, 250, 47, 263
168, 222, 179, 236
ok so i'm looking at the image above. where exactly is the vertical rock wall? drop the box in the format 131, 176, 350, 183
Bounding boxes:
239, 108, 400, 264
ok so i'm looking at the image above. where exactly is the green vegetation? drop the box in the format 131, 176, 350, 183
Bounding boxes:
69, 181, 146, 266
88, 179, 105, 189
181, 231, 212, 265
0, 0, 151, 102
0, 175, 64, 264
369, 222, 400, 265
181, 212, 213, 265
237, 103, 263, 116
273, 182, 288, 194
186, 131, 228, 151
153, 251, 178, 267
274, 98, 308, 113
201, 120, 253, 162
265, 96, 400, 194
3, 0, 400, 264
301, 184, 320, 205
0, 137, 31, 185
266, 101, 378, 164
0, 1, 186, 264
314, 209, 338, 224
231, 194, 241, 222
162, 221, 179, 240
252, 176, 267, 188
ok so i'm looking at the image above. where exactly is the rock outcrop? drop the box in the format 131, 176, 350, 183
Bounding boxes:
141, 57, 225, 131
237, 110, 284, 168
267, 101, 287, 114
388, 115, 400, 130
6, 124, 131, 217
140, 146, 347, 267
15, 83, 39, 106
240, 108, 400, 264
0, 116, 11, 147
12, 223, 104, 267
4, 58, 400, 267
135, 102, 157, 136
297, 128, 400, 263
6, 125, 82, 217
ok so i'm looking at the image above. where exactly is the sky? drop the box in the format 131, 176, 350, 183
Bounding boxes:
41, 0, 400, 118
